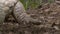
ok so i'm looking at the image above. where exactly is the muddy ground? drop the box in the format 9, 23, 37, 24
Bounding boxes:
1, 2, 60, 34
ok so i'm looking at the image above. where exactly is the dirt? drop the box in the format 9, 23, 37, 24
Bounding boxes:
1, 2, 60, 34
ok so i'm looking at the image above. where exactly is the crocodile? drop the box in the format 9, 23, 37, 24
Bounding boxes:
0, 0, 41, 24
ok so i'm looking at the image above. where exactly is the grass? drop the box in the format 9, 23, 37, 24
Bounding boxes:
20, 0, 55, 10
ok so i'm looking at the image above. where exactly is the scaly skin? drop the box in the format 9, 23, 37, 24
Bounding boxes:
13, 1, 41, 24
0, 0, 41, 24
0, 0, 18, 23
